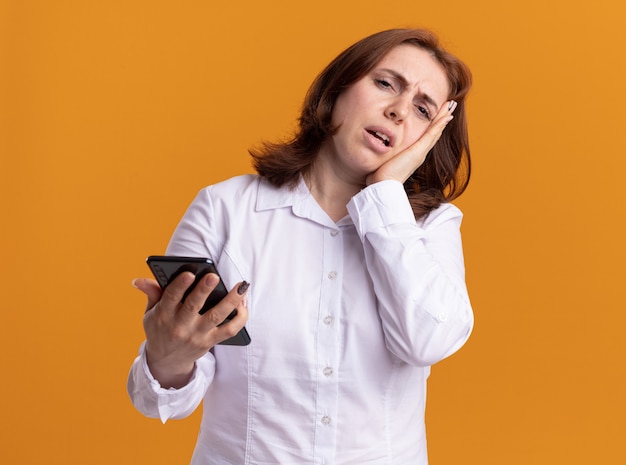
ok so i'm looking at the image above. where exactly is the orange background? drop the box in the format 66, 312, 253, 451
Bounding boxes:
1, 0, 625, 463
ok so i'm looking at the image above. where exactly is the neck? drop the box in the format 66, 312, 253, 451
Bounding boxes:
306, 152, 364, 223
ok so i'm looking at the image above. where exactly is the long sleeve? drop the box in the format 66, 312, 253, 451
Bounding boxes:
127, 342, 216, 423
127, 187, 227, 423
347, 180, 474, 367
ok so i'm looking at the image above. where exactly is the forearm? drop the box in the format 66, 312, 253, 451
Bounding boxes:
348, 180, 474, 366
363, 237, 473, 365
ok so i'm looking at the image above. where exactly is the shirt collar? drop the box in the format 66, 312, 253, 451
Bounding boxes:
255, 176, 351, 228
255, 176, 307, 211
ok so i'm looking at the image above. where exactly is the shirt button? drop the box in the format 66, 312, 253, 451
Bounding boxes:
328, 271, 337, 280
330, 230, 339, 237
321, 415, 331, 426
323, 366, 333, 377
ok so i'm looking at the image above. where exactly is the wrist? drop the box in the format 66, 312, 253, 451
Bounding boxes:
145, 349, 195, 389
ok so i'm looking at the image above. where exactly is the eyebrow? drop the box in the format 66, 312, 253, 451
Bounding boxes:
378, 68, 440, 110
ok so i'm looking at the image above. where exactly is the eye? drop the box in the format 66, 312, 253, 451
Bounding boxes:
416, 105, 432, 121
375, 79, 393, 90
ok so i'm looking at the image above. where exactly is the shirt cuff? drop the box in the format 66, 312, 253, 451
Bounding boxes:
138, 342, 215, 422
347, 180, 416, 239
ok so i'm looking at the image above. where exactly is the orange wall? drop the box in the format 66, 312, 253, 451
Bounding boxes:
2, 1, 625, 463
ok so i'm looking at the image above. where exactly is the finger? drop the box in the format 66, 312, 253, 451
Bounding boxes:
176, 272, 221, 320
158, 271, 197, 316
402, 101, 456, 164
198, 281, 250, 331
132, 277, 163, 311
417, 100, 456, 147
204, 289, 250, 345
428, 100, 457, 138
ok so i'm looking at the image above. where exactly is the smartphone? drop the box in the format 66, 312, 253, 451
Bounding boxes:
146, 255, 251, 346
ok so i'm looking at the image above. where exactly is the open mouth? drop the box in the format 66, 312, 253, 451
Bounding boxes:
367, 130, 390, 147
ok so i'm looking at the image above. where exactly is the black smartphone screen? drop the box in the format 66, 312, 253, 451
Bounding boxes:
146, 256, 251, 346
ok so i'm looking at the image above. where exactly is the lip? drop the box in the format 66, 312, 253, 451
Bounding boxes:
363, 126, 395, 153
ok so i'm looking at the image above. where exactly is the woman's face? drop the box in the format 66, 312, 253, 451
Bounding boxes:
323, 44, 450, 182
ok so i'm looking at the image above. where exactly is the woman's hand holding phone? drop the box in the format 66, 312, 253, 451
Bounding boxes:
132, 272, 249, 389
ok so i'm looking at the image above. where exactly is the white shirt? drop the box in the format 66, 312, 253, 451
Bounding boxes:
128, 174, 473, 465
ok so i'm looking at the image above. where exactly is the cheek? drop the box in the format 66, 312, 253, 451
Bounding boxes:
330, 92, 353, 127
330, 105, 344, 128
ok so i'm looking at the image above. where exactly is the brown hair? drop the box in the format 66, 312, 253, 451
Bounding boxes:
250, 28, 472, 219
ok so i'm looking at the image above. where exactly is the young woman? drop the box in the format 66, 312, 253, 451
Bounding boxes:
128, 28, 474, 465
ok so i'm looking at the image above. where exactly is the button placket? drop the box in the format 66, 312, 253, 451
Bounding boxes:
313, 226, 342, 464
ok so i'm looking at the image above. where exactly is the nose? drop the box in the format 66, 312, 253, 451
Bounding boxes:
385, 98, 410, 123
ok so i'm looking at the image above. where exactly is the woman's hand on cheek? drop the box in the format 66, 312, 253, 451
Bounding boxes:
366, 100, 457, 186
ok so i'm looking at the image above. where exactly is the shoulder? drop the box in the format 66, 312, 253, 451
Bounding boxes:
203, 174, 262, 196
192, 174, 263, 206
419, 202, 464, 229
200, 174, 291, 211
194, 174, 293, 218
167, 175, 265, 256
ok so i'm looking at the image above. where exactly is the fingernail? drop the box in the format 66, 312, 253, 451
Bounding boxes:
237, 281, 250, 295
